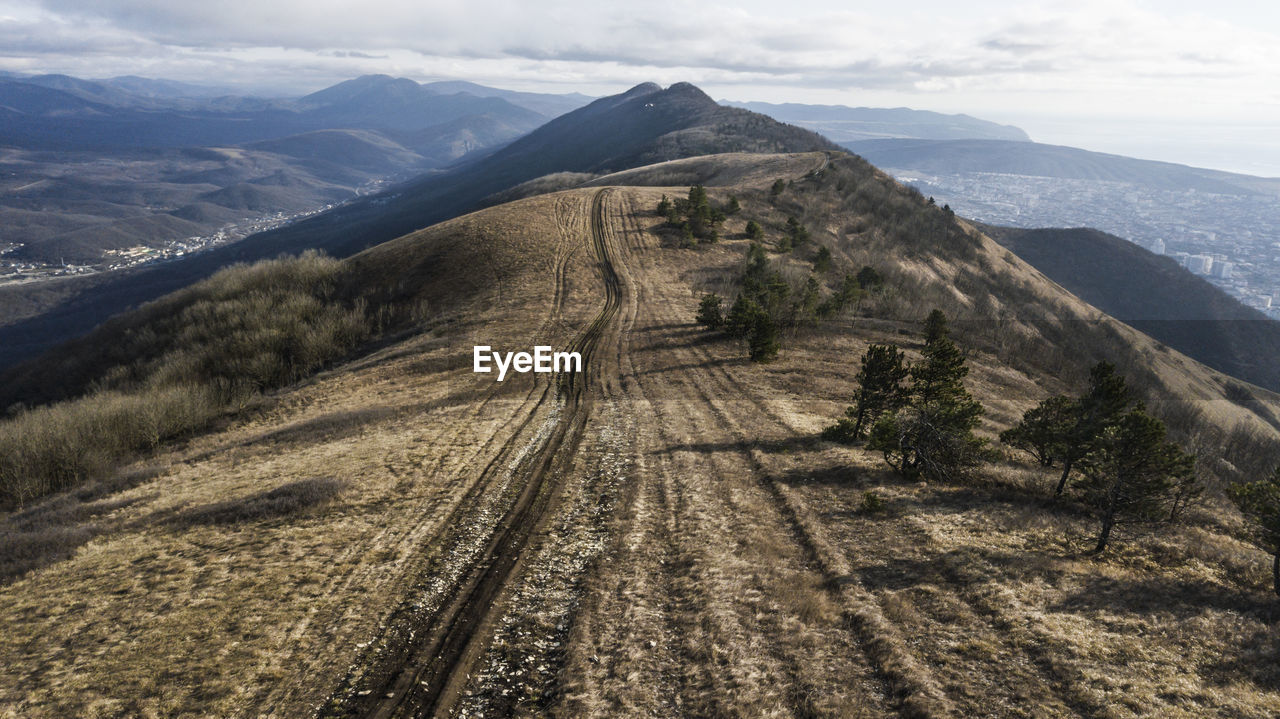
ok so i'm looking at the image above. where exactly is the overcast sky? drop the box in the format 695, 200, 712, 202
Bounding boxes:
3, 0, 1278, 175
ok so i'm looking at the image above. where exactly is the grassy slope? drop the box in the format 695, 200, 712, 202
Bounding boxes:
1, 153, 1278, 717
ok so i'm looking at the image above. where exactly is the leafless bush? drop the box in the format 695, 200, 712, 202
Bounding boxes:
173, 477, 346, 526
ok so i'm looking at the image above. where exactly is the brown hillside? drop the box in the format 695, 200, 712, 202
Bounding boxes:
2, 152, 1279, 718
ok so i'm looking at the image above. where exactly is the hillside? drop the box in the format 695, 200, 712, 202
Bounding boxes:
0, 82, 839, 370
983, 224, 1280, 393
726, 101, 1031, 142
2, 151, 1280, 718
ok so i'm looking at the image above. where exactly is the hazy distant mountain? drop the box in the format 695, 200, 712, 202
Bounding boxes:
420, 79, 592, 118
294, 74, 546, 132
0, 74, 580, 268
984, 223, 1280, 392
0, 74, 555, 150
100, 75, 242, 99
844, 138, 1279, 195
724, 101, 1031, 142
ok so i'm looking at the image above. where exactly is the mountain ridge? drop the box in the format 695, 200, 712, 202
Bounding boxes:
0, 82, 839, 370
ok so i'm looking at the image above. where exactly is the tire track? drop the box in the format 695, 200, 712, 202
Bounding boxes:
319, 189, 626, 719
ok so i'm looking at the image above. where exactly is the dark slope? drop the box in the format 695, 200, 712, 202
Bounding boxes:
0, 82, 839, 370
724, 101, 1031, 142
846, 139, 1271, 195
984, 224, 1280, 391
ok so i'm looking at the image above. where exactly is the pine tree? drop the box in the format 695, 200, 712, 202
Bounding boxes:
656, 194, 672, 218
824, 344, 909, 443
855, 265, 883, 289
1054, 361, 1132, 498
771, 178, 786, 196
923, 308, 949, 344
747, 310, 780, 363
814, 246, 832, 274
797, 276, 821, 326
1228, 467, 1280, 596
745, 220, 764, 241
1000, 395, 1074, 467
867, 313, 987, 481
696, 293, 723, 329
1076, 406, 1197, 553
725, 295, 760, 339
906, 330, 987, 481
725, 195, 741, 215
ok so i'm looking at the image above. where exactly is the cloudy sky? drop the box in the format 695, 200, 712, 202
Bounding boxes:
3, 0, 1278, 174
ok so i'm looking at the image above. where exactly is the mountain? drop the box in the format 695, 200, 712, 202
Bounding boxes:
100, 75, 242, 99
295, 74, 547, 132
0, 130, 436, 266
724, 101, 1031, 142
982, 224, 1280, 392
420, 79, 592, 117
844, 138, 1278, 194
0, 82, 840, 369
0, 75, 575, 270
0, 74, 550, 150
3, 149, 1278, 717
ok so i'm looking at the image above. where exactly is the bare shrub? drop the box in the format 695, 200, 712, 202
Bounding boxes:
173, 477, 346, 526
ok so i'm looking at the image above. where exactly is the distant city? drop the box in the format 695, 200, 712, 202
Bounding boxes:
897, 171, 1280, 317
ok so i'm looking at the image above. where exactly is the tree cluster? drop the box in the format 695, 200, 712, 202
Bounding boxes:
1001, 361, 1201, 552
695, 243, 882, 363
778, 216, 810, 252
824, 310, 989, 483
657, 185, 726, 245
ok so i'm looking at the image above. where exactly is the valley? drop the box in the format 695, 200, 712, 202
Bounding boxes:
846, 139, 1280, 315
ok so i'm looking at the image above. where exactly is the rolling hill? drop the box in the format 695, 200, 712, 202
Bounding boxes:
2, 149, 1279, 717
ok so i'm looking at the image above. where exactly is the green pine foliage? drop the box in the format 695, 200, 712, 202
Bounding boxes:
813, 245, 832, 274
822, 344, 909, 444
1076, 406, 1198, 553
866, 311, 988, 481
855, 265, 883, 289
663, 184, 726, 244
1000, 395, 1075, 467
696, 293, 724, 329
1053, 361, 1133, 497
1229, 467, 1280, 596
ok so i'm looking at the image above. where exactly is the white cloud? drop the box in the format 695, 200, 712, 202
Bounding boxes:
0, 0, 1276, 167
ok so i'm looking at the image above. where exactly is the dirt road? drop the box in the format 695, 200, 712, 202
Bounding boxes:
319, 189, 629, 718
318, 185, 910, 718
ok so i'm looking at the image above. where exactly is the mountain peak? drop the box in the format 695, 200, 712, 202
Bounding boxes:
665, 81, 710, 98
619, 82, 663, 99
